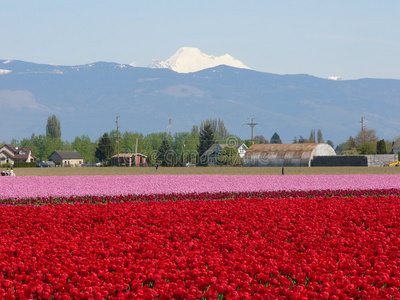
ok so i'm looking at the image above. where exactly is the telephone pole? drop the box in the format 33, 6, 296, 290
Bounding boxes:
246, 117, 258, 145
116, 116, 120, 166
360, 116, 365, 144
168, 118, 172, 137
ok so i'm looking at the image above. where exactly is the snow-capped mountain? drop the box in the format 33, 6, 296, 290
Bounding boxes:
148, 47, 250, 73
1, 58, 400, 146
148, 59, 170, 69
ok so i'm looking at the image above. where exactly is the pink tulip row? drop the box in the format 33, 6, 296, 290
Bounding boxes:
1, 174, 400, 199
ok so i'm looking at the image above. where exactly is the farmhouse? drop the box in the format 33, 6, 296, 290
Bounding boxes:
112, 153, 147, 167
201, 143, 248, 165
242, 143, 336, 167
48, 151, 84, 167
0, 144, 36, 165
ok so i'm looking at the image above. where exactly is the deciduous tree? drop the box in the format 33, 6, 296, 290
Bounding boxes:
72, 135, 96, 163
254, 135, 268, 144
317, 129, 324, 143
309, 129, 316, 143
217, 145, 240, 166
46, 115, 61, 140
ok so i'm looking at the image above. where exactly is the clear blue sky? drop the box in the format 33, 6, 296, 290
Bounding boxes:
1, 0, 400, 80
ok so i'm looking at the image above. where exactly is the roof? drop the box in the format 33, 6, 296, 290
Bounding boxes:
50, 151, 84, 159
246, 143, 322, 154
0, 144, 35, 160
5, 144, 17, 152
112, 153, 147, 158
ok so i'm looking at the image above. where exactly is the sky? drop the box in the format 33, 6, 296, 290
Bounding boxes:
1, 0, 400, 80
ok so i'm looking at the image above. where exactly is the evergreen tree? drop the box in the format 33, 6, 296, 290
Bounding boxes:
326, 140, 334, 149
376, 139, 387, 154
317, 129, 324, 143
198, 124, 214, 163
46, 115, 61, 139
157, 137, 175, 166
270, 132, 282, 144
95, 133, 114, 163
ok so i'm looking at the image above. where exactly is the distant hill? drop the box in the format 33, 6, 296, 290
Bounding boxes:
1, 59, 399, 145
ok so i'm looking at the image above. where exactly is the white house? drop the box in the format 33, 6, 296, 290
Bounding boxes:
0, 144, 36, 165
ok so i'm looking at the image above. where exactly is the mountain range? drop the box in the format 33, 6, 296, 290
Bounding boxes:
1, 53, 400, 146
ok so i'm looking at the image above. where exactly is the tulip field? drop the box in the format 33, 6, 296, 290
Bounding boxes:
1, 175, 400, 299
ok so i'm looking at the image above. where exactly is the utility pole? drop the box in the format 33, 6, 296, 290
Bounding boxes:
116, 116, 120, 166
360, 116, 365, 144
246, 117, 258, 145
135, 137, 138, 167
168, 118, 172, 137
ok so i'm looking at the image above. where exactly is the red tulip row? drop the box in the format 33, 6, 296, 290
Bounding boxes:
1, 188, 400, 206
1, 194, 400, 299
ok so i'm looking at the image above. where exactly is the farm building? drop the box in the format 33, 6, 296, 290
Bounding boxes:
311, 154, 398, 167
112, 153, 147, 167
0, 144, 36, 165
48, 151, 84, 167
242, 143, 336, 167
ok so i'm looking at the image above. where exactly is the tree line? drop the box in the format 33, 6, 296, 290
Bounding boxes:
7, 115, 397, 166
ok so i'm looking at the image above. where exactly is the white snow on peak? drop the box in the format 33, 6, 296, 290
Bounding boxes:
148, 59, 170, 69
3, 60, 12, 64
129, 62, 139, 67
148, 47, 250, 73
0, 69, 12, 75
328, 75, 342, 81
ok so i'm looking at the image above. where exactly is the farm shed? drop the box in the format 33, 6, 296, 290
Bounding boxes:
242, 143, 336, 167
48, 151, 84, 167
312, 154, 398, 167
112, 153, 147, 167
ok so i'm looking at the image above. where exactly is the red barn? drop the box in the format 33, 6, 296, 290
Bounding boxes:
112, 153, 147, 167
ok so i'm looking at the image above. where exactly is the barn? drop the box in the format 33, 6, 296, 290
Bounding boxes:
242, 143, 336, 167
